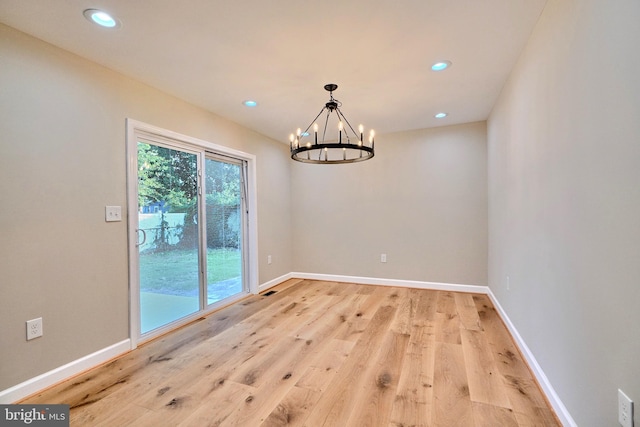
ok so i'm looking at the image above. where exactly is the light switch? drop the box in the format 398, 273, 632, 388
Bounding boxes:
105, 206, 122, 222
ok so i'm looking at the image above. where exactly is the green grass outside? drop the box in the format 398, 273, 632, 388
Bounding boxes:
140, 247, 241, 295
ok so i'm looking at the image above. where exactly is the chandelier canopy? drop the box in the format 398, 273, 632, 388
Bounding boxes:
290, 84, 375, 164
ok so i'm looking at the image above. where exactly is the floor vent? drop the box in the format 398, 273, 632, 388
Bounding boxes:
262, 290, 277, 296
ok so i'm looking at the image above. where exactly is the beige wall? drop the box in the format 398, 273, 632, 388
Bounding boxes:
291, 122, 488, 285
0, 24, 292, 390
488, 0, 640, 425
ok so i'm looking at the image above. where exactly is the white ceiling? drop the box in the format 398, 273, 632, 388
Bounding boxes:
0, 0, 547, 143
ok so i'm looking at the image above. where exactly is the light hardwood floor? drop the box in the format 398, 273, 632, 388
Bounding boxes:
22, 279, 561, 426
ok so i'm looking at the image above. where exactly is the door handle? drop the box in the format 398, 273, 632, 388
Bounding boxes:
136, 229, 147, 247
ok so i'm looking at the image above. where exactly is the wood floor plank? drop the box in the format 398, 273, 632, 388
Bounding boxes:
19, 280, 560, 427
455, 292, 482, 331
411, 288, 438, 326
472, 294, 533, 379
227, 296, 348, 389
345, 331, 410, 426
472, 294, 560, 425
130, 293, 317, 409
223, 302, 363, 425
389, 287, 415, 335
132, 321, 289, 410
132, 328, 275, 411
260, 386, 320, 427
435, 291, 461, 344
513, 406, 561, 427
325, 281, 355, 296
137, 302, 318, 414
132, 375, 251, 426
355, 284, 377, 295
332, 291, 387, 342
295, 338, 355, 392
303, 304, 397, 427
292, 292, 362, 341
260, 339, 356, 427
389, 324, 436, 427
503, 375, 559, 426
331, 307, 372, 342
90, 403, 153, 427
174, 380, 254, 426
472, 401, 519, 427
436, 290, 456, 315
432, 342, 474, 427
460, 328, 511, 408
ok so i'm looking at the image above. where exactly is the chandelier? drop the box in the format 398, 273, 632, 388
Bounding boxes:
290, 84, 375, 164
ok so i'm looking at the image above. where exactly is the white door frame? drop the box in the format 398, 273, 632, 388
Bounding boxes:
125, 118, 258, 349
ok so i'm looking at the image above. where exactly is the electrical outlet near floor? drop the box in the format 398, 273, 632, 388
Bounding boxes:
26, 317, 43, 340
619, 389, 634, 427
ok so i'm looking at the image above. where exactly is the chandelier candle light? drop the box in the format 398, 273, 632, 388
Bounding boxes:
290, 84, 375, 164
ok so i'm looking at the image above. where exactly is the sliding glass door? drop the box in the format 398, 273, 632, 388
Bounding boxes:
137, 142, 201, 334
130, 129, 250, 340
204, 156, 245, 305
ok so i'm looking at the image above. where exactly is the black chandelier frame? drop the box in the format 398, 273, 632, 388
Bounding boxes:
290, 84, 375, 164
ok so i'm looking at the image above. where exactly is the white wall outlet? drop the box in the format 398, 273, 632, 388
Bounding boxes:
105, 205, 122, 222
619, 389, 634, 427
267, 255, 272, 265
26, 317, 43, 340
381, 254, 387, 263
506, 275, 510, 290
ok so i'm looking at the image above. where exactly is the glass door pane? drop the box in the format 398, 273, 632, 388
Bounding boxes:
205, 157, 244, 305
137, 142, 201, 334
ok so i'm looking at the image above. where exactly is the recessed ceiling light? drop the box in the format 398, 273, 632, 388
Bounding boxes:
431, 61, 452, 72
243, 100, 258, 107
83, 9, 120, 28
435, 112, 448, 119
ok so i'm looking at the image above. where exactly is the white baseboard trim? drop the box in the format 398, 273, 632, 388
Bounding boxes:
289, 272, 490, 294
0, 339, 131, 404
258, 272, 293, 292
486, 288, 576, 427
